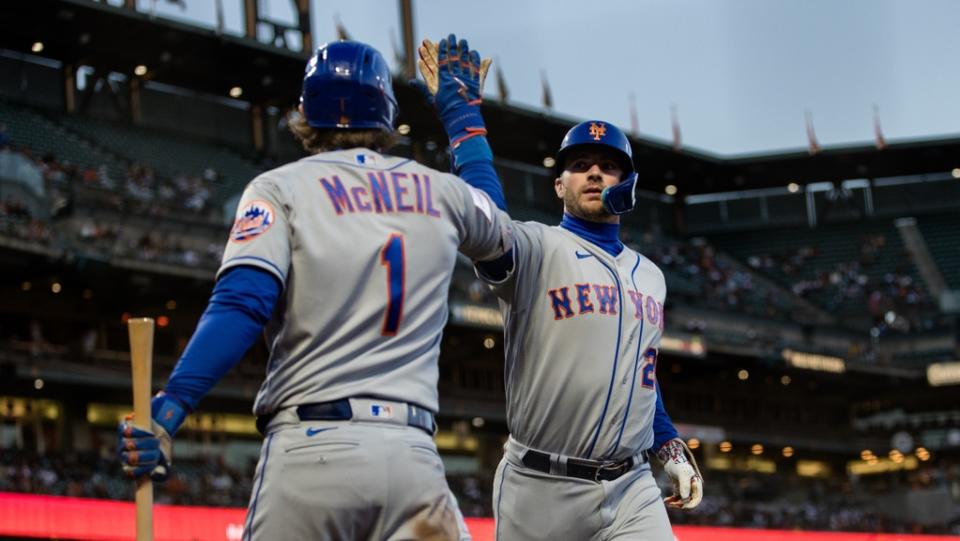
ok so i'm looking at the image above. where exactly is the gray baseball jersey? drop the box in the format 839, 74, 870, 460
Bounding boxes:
219, 148, 511, 417
481, 222, 666, 461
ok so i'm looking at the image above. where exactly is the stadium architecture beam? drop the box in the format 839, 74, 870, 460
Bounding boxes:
0, 0, 307, 110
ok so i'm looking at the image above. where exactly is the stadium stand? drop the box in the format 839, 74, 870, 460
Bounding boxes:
53, 113, 262, 204
915, 212, 960, 290
0, 100, 125, 179
707, 219, 939, 332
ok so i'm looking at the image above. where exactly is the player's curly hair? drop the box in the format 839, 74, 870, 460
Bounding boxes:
288, 110, 398, 154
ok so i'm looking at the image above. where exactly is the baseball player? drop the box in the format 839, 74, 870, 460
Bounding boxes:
116, 40, 513, 541
419, 35, 703, 540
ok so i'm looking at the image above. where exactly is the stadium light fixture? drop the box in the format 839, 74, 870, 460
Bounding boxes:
665, 184, 678, 196
953, 168, 960, 179
134, 64, 148, 76
51, 282, 62, 294
471, 417, 485, 428
542, 156, 556, 168
780, 375, 791, 386
34, 378, 44, 390
397, 124, 411, 135
687, 438, 700, 450
737, 369, 749, 380
483, 336, 496, 349
229, 86, 243, 98
751, 444, 764, 455
782, 446, 794, 458
31, 42, 44, 53
719, 441, 732, 453
787, 182, 800, 193
915, 447, 930, 461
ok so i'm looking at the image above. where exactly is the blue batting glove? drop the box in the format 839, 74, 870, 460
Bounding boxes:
418, 34, 491, 149
117, 392, 189, 481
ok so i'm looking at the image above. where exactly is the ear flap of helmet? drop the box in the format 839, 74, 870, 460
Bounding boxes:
601, 172, 638, 215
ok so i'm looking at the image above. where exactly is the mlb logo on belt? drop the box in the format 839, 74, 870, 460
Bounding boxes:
370, 404, 394, 418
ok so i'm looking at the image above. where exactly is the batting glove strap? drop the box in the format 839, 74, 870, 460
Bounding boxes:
418, 34, 491, 149
152, 391, 189, 436
657, 437, 704, 510
451, 133, 494, 171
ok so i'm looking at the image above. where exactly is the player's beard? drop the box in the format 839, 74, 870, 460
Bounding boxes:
564, 186, 609, 222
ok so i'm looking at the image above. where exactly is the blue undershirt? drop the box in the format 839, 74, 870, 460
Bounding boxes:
559, 212, 624, 257
164, 266, 281, 410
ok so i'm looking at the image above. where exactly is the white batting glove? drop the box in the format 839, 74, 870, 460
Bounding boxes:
656, 438, 703, 510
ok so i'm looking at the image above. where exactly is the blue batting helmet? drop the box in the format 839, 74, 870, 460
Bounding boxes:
300, 40, 398, 131
555, 120, 638, 214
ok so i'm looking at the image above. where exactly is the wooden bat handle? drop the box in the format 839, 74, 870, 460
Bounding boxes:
128, 317, 155, 541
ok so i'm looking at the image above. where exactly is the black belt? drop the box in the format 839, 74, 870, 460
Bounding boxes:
256, 399, 436, 436
521, 449, 647, 482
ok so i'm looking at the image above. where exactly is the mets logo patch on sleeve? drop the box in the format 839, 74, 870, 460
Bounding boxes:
231, 200, 275, 242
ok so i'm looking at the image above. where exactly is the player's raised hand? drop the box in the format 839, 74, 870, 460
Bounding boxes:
657, 438, 704, 510
116, 392, 188, 481
417, 33, 492, 148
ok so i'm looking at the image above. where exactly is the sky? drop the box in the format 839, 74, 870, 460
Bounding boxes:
136, 0, 960, 156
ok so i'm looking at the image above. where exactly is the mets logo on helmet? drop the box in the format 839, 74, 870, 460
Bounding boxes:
231, 200, 275, 242
589, 122, 607, 141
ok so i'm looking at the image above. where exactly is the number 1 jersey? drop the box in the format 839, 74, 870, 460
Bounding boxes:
219, 148, 512, 416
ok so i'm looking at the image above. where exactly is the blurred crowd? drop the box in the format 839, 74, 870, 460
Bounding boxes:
2, 446, 958, 533
74, 219, 223, 269
660, 463, 960, 534
745, 236, 938, 333
0, 198, 52, 244
638, 234, 799, 320
0, 139, 227, 266
31, 146, 221, 220
0, 448, 252, 507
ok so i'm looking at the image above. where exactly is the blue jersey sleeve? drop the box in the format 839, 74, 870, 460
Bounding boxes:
652, 382, 680, 450
163, 266, 281, 410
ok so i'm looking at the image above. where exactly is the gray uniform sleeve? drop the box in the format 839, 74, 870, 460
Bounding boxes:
475, 221, 544, 304
448, 176, 514, 263
217, 176, 291, 285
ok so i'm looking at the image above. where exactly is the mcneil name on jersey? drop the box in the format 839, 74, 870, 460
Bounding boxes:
319, 172, 442, 217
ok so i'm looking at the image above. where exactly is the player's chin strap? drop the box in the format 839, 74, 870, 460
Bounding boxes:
601, 172, 638, 215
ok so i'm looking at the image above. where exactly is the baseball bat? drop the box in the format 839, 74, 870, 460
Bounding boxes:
128, 317, 155, 541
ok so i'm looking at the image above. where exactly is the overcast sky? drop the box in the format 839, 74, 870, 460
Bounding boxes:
138, 0, 960, 156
